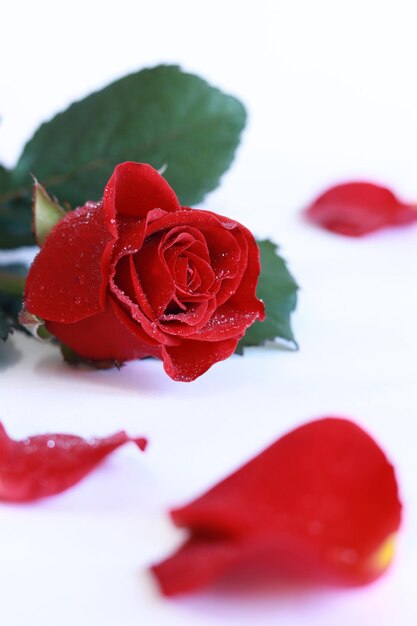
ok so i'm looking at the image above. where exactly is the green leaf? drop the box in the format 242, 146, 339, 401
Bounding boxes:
0, 264, 27, 335
0, 196, 34, 248
32, 179, 66, 246
0, 163, 11, 189
0, 265, 23, 341
0, 307, 12, 341
0, 166, 33, 249
0, 65, 246, 248
0, 264, 28, 341
238, 240, 298, 352
0, 264, 27, 298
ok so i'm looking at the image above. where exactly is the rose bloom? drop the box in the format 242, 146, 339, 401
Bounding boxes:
24, 162, 265, 381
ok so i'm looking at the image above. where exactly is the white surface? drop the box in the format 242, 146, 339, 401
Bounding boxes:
1, 1, 417, 624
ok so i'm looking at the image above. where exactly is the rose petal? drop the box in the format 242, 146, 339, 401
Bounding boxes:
0, 423, 147, 502
161, 300, 209, 324
144, 208, 241, 240
161, 227, 209, 260
112, 209, 168, 262
104, 162, 180, 219
151, 417, 401, 595
160, 227, 216, 297
158, 300, 215, 337
200, 221, 242, 284
25, 201, 117, 323
47, 297, 161, 362
162, 336, 239, 381
114, 255, 155, 320
133, 234, 176, 317
192, 301, 262, 342
152, 537, 241, 597
177, 252, 216, 296
305, 182, 417, 236
110, 276, 178, 347
194, 228, 265, 340
221, 227, 263, 312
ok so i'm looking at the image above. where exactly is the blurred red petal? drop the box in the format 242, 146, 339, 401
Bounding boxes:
305, 182, 417, 236
152, 417, 401, 595
0, 424, 147, 502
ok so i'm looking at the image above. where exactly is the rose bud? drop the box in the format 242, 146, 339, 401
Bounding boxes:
24, 162, 265, 381
0, 423, 147, 502
151, 417, 401, 596
305, 181, 417, 236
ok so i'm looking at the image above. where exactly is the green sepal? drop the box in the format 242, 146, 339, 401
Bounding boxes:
60, 343, 124, 370
32, 179, 66, 246
18, 308, 52, 340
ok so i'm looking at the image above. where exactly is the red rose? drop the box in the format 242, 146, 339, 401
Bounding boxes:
24, 162, 265, 381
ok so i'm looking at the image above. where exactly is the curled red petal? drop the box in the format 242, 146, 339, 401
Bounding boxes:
25, 201, 117, 323
114, 255, 155, 320
133, 233, 176, 317
305, 181, 417, 236
111, 209, 168, 263
157, 299, 218, 339
152, 537, 241, 597
151, 417, 401, 595
104, 162, 180, 219
144, 208, 241, 239
161, 336, 240, 382
0, 423, 147, 502
110, 270, 178, 347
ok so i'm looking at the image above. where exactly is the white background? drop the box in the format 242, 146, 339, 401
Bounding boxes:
1, 1, 417, 624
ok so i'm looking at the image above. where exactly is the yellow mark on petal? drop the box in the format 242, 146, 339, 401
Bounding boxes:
369, 534, 396, 572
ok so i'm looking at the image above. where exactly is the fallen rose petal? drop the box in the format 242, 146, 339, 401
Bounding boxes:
151, 417, 401, 596
0, 423, 147, 502
305, 181, 417, 236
